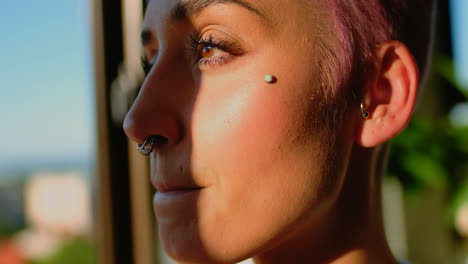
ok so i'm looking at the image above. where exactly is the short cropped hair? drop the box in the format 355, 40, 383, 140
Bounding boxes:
316, 0, 437, 101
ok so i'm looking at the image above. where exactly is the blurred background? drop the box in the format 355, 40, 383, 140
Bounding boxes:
0, 1, 97, 264
0, 0, 467, 264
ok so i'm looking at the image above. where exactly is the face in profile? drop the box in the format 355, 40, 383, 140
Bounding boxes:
124, 0, 358, 263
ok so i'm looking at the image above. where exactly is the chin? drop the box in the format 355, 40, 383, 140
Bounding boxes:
158, 221, 260, 264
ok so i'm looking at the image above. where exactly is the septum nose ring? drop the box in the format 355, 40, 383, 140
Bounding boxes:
138, 136, 156, 156
137, 135, 168, 156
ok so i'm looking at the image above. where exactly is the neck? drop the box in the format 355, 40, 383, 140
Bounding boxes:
253, 143, 398, 264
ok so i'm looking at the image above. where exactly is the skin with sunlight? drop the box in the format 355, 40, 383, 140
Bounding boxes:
124, 0, 435, 263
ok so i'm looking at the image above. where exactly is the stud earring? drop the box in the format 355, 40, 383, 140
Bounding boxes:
360, 100, 370, 119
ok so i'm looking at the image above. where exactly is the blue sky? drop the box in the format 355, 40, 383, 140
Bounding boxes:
0, 1, 467, 166
0, 1, 94, 164
450, 0, 468, 88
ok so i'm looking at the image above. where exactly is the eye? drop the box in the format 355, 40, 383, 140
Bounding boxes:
201, 45, 215, 59
141, 33, 245, 74
188, 34, 244, 71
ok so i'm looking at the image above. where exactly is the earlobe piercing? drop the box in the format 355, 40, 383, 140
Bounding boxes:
265, 74, 275, 83
360, 100, 370, 119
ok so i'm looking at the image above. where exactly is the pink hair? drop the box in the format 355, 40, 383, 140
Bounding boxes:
316, 0, 436, 101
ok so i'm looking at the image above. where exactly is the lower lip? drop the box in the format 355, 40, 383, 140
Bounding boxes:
153, 189, 202, 215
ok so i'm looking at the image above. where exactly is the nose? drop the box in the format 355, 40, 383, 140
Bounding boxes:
123, 64, 184, 149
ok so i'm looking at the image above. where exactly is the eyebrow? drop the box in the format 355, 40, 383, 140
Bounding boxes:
141, 0, 264, 45
171, 0, 263, 20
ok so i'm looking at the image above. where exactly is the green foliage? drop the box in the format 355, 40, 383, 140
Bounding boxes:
388, 117, 467, 191
0, 217, 21, 238
387, 54, 468, 231
29, 237, 96, 264
433, 55, 468, 100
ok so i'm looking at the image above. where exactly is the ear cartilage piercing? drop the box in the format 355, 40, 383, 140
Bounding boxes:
265, 74, 275, 83
360, 101, 370, 119
138, 136, 155, 156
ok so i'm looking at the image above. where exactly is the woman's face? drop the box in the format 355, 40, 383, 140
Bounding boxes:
125, 0, 356, 262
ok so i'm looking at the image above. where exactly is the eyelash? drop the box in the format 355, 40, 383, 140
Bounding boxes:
141, 34, 243, 75
141, 57, 153, 75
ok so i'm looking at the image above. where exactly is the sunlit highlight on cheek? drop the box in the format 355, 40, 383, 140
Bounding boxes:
190, 86, 251, 148
190, 76, 293, 162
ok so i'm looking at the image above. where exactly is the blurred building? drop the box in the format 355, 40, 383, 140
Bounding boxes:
13, 171, 92, 260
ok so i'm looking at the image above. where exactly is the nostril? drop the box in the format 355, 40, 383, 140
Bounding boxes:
153, 135, 169, 146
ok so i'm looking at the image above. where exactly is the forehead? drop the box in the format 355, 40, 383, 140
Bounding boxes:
142, 0, 320, 29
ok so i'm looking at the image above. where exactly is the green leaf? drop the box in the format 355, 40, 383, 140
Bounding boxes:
401, 154, 448, 189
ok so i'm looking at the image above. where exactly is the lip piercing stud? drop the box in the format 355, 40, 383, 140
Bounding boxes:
265, 74, 275, 83
360, 101, 370, 119
138, 136, 155, 156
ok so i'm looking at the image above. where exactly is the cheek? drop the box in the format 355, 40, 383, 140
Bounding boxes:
186, 74, 345, 260
192, 76, 302, 187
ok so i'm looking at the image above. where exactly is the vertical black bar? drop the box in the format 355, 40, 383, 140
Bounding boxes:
143, 0, 148, 14
101, 1, 134, 263
437, 1, 464, 109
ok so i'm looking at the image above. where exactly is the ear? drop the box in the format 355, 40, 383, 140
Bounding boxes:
356, 41, 419, 147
